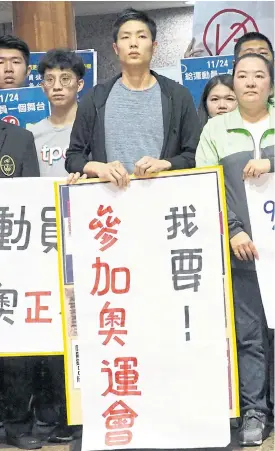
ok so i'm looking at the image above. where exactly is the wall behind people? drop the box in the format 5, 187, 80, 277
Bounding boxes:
0, 23, 11, 35
1, 6, 194, 83
75, 7, 194, 82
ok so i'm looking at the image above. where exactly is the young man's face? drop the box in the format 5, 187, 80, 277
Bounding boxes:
113, 20, 157, 69
0, 48, 30, 89
238, 39, 273, 62
41, 68, 84, 108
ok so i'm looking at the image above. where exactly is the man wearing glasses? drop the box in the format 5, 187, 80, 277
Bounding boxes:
27, 49, 85, 442
28, 49, 85, 176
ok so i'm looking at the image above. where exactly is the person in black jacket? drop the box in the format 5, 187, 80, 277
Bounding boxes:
0, 121, 39, 177
66, 8, 200, 186
0, 36, 77, 448
0, 35, 41, 451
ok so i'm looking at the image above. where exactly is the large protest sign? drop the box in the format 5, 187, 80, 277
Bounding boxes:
192, 1, 274, 56
56, 168, 239, 443
0, 178, 63, 356
181, 54, 234, 107
0, 87, 50, 128
28, 50, 97, 98
245, 174, 275, 329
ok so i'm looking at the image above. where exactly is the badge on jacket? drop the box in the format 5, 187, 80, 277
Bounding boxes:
0, 155, 15, 176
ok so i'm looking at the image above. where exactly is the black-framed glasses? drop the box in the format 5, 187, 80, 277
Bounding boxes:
43, 74, 77, 87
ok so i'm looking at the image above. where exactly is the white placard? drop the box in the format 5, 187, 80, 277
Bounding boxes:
0, 178, 63, 355
245, 174, 275, 329
192, 1, 274, 56
68, 171, 230, 449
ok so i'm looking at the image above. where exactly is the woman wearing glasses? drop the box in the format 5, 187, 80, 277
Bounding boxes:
27, 49, 85, 177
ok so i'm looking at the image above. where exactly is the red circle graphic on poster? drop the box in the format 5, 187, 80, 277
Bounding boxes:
203, 9, 259, 56
2, 115, 20, 126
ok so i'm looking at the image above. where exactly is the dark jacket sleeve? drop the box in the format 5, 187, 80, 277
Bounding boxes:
166, 88, 201, 170
227, 205, 244, 239
262, 145, 275, 173
65, 92, 96, 174
22, 131, 40, 177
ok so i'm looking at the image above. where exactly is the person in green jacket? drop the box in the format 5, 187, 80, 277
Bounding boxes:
234, 31, 274, 107
196, 52, 274, 447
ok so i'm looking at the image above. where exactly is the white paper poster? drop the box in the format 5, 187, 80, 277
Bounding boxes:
192, 1, 274, 56
245, 174, 275, 329
60, 169, 231, 449
0, 178, 63, 355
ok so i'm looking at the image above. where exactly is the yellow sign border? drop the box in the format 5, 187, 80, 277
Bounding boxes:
55, 165, 240, 422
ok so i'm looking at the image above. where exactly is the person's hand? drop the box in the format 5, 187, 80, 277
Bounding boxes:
67, 172, 87, 184
184, 38, 204, 58
230, 231, 259, 261
84, 161, 130, 188
134, 157, 171, 177
243, 159, 271, 179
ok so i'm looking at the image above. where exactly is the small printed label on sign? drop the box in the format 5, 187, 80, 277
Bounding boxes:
72, 339, 81, 389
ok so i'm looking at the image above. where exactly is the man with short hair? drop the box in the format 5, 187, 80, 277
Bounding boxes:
234, 31, 274, 62
28, 49, 85, 176
0, 34, 31, 89
0, 34, 44, 450
0, 38, 42, 448
27, 49, 85, 443
66, 8, 200, 185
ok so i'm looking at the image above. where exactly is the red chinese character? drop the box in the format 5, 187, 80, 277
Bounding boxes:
99, 301, 127, 346
103, 400, 138, 429
101, 357, 141, 396
89, 205, 121, 252
25, 291, 52, 323
91, 257, 130, 296
105, 430, 132, 446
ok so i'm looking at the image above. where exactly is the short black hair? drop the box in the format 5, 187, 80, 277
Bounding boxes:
38, 49, 86, 79
0, 35, 30, 66
233, 53, 274, 104
113, 8, 157, 42
197, 74, 234, 127
234, 32, 274, 60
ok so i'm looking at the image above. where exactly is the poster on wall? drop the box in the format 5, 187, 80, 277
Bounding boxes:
181, 54, 234, 108
192, 1, 274, 56
0, 86, 50, 128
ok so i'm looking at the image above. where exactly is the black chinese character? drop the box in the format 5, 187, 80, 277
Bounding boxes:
41, 207, 57, 253
165, 205, 198, 239
0, 284, 18, 325
171, 248, 202, 291
0, 206, 31, 250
